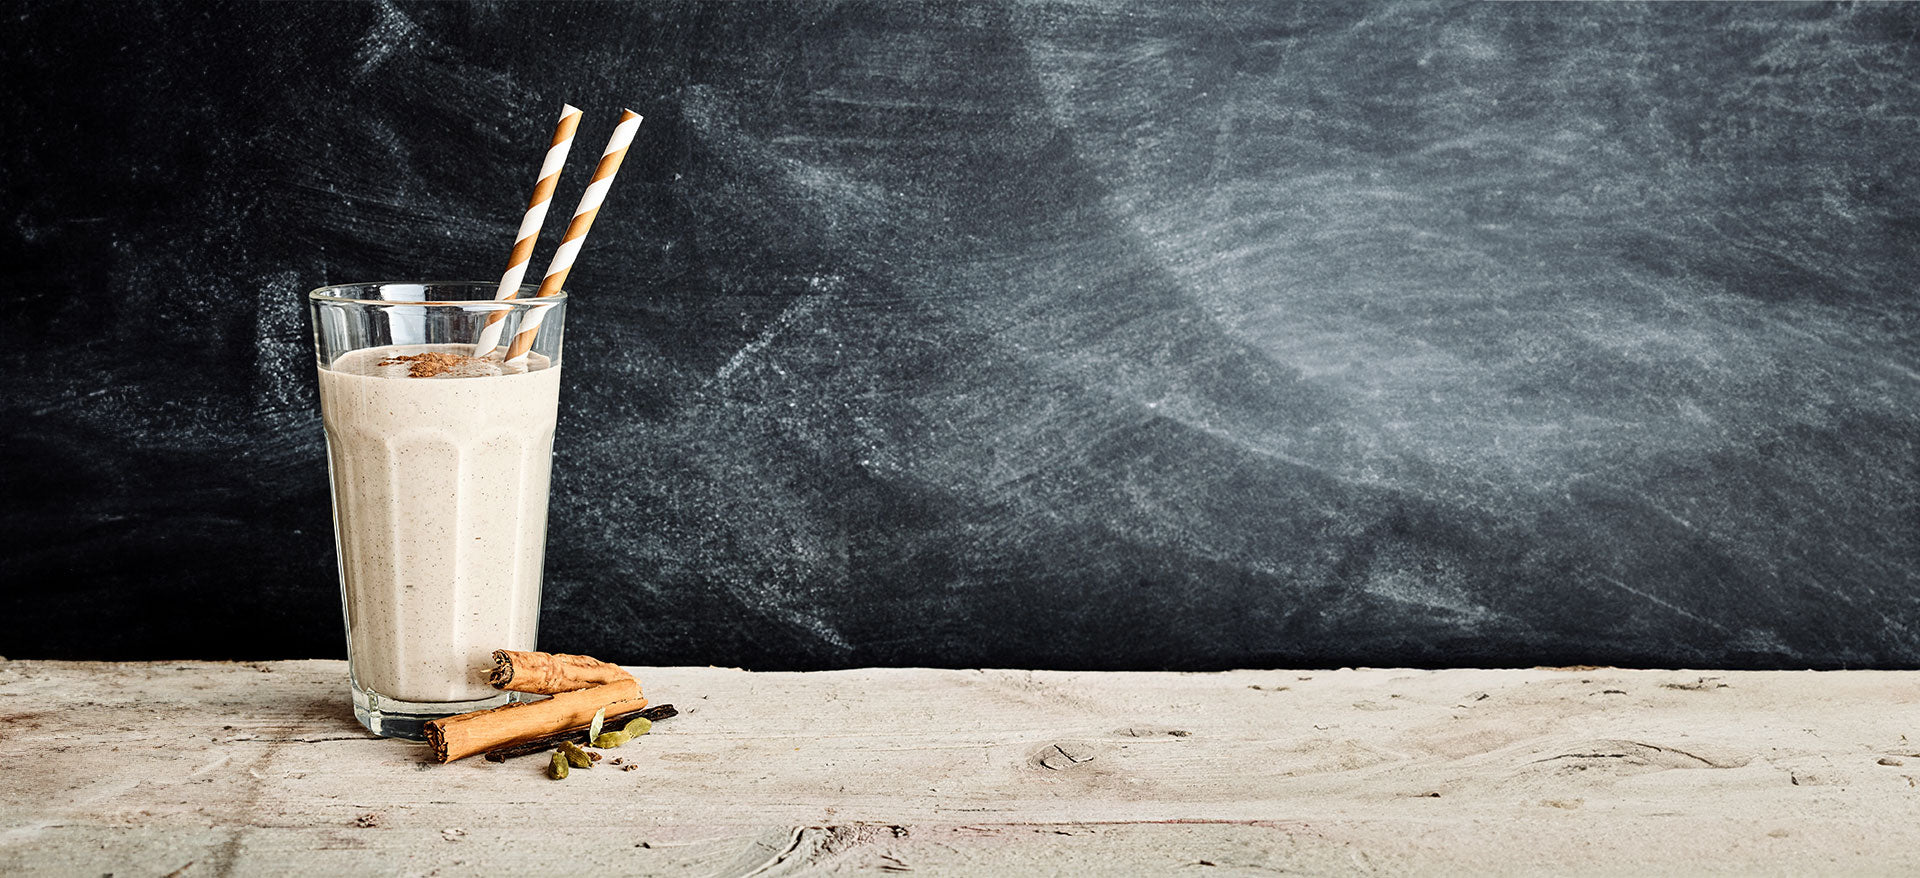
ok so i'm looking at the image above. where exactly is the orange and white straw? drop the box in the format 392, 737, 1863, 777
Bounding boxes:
475, 104, 584, 355
504, 109, 644, 362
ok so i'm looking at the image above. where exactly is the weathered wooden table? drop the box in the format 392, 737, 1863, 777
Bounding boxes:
2, 661, 1915, 876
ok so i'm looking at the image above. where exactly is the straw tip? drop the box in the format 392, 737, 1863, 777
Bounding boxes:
561, 103, 582, 117
621, 109, 643, 123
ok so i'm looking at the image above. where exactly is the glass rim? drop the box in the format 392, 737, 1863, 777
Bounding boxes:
307, 280, 569, 308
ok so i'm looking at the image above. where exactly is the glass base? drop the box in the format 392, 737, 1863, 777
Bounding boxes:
351, 684, 515, 740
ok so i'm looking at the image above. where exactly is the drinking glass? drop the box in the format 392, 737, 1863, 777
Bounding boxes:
308, 281, 566, 739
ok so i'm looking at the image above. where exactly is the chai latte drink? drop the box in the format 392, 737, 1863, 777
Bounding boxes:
309, 282, 567, 739
320, 344, 558, 703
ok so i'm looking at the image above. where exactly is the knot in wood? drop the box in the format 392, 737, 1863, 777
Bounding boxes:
1032, 742, 1098, 772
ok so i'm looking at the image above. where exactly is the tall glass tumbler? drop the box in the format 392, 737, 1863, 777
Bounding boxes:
308, 282, 566, 739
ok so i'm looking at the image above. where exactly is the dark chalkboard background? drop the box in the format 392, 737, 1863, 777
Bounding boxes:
3, 2, 1916, 670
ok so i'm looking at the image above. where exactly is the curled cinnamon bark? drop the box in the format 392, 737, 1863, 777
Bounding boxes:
490, 649, 632, 694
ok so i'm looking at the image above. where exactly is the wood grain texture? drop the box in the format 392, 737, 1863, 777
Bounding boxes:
1, 660, 1916, 876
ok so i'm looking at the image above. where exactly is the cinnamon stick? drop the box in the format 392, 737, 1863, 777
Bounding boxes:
424, 677, 643, 762
489, 649, 632, 694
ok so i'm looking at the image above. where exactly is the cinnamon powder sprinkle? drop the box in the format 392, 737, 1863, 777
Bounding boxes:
378, 352, 478, 378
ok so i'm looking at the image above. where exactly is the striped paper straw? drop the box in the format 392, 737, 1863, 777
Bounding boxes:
475, 104, 584, 356
504, 109, 644, 362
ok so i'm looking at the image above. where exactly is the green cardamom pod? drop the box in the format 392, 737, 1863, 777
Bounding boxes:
594, 731, 632, 749
547, 751, 569, 780
622, 717, 653, 737
558, 740, 593, 769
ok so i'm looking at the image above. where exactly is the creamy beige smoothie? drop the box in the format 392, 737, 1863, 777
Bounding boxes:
318, 344, 560, 704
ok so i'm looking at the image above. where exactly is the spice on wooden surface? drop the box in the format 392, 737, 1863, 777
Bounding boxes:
481, 704, 677, 762
424, 677, 643, 763
557, 740, 594, 769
